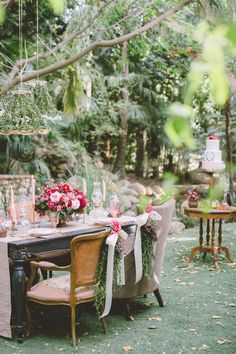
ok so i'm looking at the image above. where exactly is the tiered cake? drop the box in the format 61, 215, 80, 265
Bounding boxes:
202, 136, 225, 171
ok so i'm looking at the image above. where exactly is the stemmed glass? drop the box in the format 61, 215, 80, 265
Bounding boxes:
50, 212, 59, 229
109, 194, 120, 218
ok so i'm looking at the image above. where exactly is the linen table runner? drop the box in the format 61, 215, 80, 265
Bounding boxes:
0, 238, 12, 338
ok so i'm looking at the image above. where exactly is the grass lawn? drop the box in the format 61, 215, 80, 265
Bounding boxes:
1, 222, 236, 354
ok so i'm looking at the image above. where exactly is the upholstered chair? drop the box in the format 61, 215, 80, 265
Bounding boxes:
113, 199, 175, 317
26, 229, 111, 347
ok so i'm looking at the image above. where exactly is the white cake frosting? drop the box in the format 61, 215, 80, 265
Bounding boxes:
202, 136, 225, 171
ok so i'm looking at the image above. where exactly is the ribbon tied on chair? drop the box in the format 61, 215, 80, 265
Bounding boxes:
100, 225, 128, 318
134, 209, 162, 284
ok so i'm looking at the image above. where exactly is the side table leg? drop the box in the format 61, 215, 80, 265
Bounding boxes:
218, 219, 222, 248
203, 219, 210, 259
189, 218, 203, 261
12, 259, 26, 343
199, 218, 203, 246
211, 219, 218, 268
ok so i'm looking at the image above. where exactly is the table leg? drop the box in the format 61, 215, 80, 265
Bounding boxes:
211, 219, 218, 268
12, 259, 26, 343
218, 219, 222, 247
199, 218, 203, 246
190, 218, 204, 260
203, 219, 210, 259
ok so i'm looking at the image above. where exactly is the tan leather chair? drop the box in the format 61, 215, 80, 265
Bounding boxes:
113, 199, 175, 317
26, 228, 111, 347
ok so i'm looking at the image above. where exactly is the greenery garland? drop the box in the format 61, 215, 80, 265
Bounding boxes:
141, 215, 158, 279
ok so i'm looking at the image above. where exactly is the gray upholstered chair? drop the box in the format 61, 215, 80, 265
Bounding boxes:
113, 199, 175, 317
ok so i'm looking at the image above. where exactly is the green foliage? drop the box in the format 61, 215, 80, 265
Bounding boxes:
141, 232, 155, 279
48, 0, 65, 15
138, 196, 152, 213
0, 4, 5, 25
208, 185, 224, 201
165, 103, 195, 148
63, 66, 84, 116
0, 91, 48, 133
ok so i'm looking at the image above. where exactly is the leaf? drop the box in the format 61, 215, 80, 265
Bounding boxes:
0, 4, 5, 25
216, 322, 224, 327
225, 23, 236, 47
122, 345, 133, 352
165, 103, 195, 148
148, 316, 162, 321
217, 338, 232, 345
48, 0, 65, 15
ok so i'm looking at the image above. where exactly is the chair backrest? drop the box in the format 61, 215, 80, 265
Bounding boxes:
70, 229, 110, 292
153, 198, 175, 280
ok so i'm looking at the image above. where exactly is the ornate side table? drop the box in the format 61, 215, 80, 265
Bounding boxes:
184, 206, 236, 267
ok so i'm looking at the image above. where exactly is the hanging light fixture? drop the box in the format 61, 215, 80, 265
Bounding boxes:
0, 0, 59, 135
0, 89, 48, 135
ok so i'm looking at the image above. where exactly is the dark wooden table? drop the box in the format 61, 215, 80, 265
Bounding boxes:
8, 223, 135, 343
184, 206, 236, 267
8, 226, 104, 343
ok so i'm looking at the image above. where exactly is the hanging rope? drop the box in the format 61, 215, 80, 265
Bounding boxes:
18, 0, 23, 88
36, 0, 39, 78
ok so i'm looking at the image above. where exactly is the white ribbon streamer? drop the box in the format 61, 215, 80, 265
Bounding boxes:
100, 233, 118, 318
100, 228, 128, 318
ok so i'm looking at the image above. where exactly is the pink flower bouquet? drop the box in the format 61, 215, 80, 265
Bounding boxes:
35, 181, 87, 222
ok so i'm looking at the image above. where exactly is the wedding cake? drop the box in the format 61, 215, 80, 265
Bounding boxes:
202, 136, 225, 171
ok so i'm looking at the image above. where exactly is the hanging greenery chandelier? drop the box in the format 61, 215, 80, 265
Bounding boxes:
0, 0, 60, 135
0, 89, 49, 135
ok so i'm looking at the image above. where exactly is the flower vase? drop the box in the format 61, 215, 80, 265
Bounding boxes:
188, 200, 198, 208
57, 215, 68, 228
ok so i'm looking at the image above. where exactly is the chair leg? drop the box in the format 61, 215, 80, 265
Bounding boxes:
25, 301, 32, 337
99, 305, 107, 334
41, 269, 48, 280
154, 288, 164, 307
99, 317, 107, 334
124, 300, 133, 321
71, 305, 77, 348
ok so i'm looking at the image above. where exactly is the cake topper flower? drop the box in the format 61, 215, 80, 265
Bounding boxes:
208, 136, 218, 140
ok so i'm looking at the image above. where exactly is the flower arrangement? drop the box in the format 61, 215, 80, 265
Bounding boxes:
35, 181, 87, 224
186, 186, 200, 202
186, 186, 200, 208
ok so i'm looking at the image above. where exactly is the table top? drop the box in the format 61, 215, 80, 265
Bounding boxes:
5, 221, 136, 258
184, 206, 236, 220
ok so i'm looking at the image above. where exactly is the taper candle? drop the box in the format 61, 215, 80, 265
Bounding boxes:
83, 178, 87, 195
31, 176, 36, 225
10, 185, 17, 223
102, 180, 106, 204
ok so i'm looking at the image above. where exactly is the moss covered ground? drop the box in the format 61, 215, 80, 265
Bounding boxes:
0, 222, 235, 354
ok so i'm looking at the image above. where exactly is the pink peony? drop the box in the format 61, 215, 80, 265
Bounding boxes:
146, 204, 153, 213
67, 192, 76, 200
50, 191, 61, 203
208, 136, 218, 140
71, 199, 80, 210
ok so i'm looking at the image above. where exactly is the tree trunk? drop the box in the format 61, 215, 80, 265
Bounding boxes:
135, 129, 145, 177
113, 42, 129, 177
224, 98, 234, 198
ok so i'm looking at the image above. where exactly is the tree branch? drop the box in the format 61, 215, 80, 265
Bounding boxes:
1, 0, 198, 94
8, 0, 116, 80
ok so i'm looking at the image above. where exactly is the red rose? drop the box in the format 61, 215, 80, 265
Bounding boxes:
208, 136, 218, 140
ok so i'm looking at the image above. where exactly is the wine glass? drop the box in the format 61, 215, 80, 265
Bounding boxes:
109, 194, 120, 218
50, 212, 59, 229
